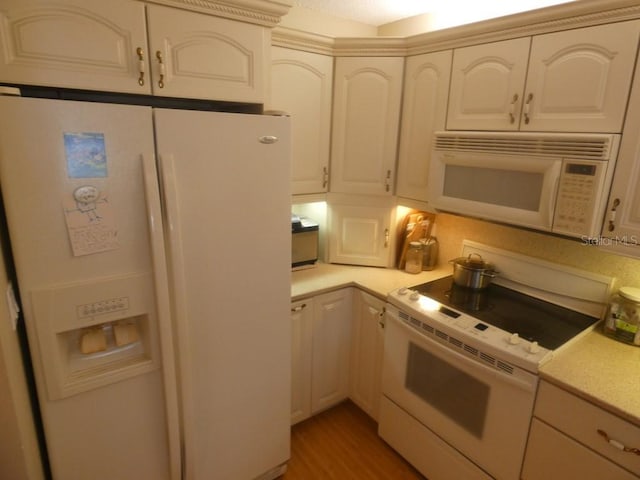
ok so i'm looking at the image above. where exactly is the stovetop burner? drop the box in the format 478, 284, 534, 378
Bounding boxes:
411, 276, 599, 350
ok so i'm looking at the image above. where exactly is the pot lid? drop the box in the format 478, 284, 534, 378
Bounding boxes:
452, 253, 494, 270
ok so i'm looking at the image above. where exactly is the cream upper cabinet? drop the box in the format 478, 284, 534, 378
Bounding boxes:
270, 47, 333, 194
396, 50, 452, 202
0, 0, 268, 103
327, 194, 396, 268
146, 5, 267, 103
330, 57, 404, 195
448, 21, 640, 133
0, 0, 151, 94
447, 37, 530, 131
600, 48, 640, 258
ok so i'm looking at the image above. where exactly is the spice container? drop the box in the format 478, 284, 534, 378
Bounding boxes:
604, 286, 640, 346
405, 242, 423, 274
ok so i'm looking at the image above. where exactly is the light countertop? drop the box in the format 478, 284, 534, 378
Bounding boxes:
539, 330, 640, 426
291, 262, 451, 301
292, 262, 640, 427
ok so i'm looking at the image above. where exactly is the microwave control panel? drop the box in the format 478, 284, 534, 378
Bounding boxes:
553, 161, 605, 237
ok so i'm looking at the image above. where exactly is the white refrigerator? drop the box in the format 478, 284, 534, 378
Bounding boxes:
0, 94, 292, 480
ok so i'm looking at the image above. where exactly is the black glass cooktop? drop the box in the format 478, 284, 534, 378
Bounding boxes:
411, 276, 599, 350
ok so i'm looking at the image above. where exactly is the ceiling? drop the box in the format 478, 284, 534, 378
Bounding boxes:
292, 0, 577, 27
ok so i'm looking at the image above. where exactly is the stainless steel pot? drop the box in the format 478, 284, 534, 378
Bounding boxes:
449, 253, 498, 289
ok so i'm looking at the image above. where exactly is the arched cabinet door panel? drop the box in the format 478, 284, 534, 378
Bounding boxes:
330, 56, 404, 196
270, 47, 333, 195
447, 37, 530, 131
0, 0, 151, 94
522, 20, 640, 133
146, 5, 267, 103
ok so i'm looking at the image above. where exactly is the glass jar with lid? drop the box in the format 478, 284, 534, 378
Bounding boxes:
405, 242, 423, 274
605, 286, 640, 346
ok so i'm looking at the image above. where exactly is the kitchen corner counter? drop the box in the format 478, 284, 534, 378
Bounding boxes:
291, 262, 450, 301
540, 330, 640, 427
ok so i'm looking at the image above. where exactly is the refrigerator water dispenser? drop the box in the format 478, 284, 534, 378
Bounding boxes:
30, 272, 161, 400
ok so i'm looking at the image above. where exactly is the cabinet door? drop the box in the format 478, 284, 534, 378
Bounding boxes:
396, 50, 452, 202
601, 47, 640, 258
146, 5, 267, 103
311, 289, 352, 414
350, 290, 385, 421
270, 47, 333, 195
522, 420, 638, 480
522, 20, 640, 133
330, 57, 404, 195
291, 299, 313, 425
447, 37, 530, 131
0, 0, 151, 94
327, 196, 396, 268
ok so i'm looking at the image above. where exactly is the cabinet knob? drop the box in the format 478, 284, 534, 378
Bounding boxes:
136, 47, 145, 86
322, 166, 329, 189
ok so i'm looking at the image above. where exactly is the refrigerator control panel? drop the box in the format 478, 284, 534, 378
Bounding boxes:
77, 296, 130, 319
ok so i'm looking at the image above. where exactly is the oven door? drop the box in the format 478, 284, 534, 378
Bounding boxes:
380, 307, 538, 480
428, 150, 561, 232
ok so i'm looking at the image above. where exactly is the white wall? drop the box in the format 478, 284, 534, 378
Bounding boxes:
279, 5, 377, 37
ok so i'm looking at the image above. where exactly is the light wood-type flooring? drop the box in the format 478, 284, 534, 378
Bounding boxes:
283, 400, 427, 479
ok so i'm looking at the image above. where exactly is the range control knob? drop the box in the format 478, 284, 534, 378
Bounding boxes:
398, 287, 409, 295
509, 333, 521, 345
528, 341, 540, 354
409, 291, 421, 301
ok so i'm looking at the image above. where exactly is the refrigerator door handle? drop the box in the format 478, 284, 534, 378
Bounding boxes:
140, 153, 182, 480
155, 153, 197, 462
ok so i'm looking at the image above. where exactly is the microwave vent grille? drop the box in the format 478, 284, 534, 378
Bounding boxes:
434, 133, 614, 159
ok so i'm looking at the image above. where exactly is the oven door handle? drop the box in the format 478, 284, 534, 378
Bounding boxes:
389, 313, 538, 394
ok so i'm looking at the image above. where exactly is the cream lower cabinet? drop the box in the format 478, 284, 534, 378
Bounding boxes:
396, 50, 452, 202
291, 289, 353, 425
270, 47, 333, 195
349, 290, 385, 421
522, 380, 640, 479
0, 0, 267, 103
330, 56, 404, 195
290, 298, 314, 425
447, 21, 640, 132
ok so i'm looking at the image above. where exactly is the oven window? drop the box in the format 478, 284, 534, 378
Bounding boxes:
443, 165, 543, 211
406, 342, 489, 438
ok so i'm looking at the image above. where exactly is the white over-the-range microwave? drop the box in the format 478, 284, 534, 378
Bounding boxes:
428, 131, 621, 239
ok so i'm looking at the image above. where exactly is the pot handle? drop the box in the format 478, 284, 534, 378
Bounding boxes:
467, 252, 485, 265
481, 270, 499, 278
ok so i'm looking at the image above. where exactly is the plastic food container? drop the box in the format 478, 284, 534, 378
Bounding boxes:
604, 286, 640, 346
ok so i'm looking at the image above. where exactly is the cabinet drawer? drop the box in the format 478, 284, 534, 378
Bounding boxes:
535, 380, 640, 475
522, 419, 638, 480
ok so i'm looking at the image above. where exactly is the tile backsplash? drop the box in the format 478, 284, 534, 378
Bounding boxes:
436, 213, 640, 290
